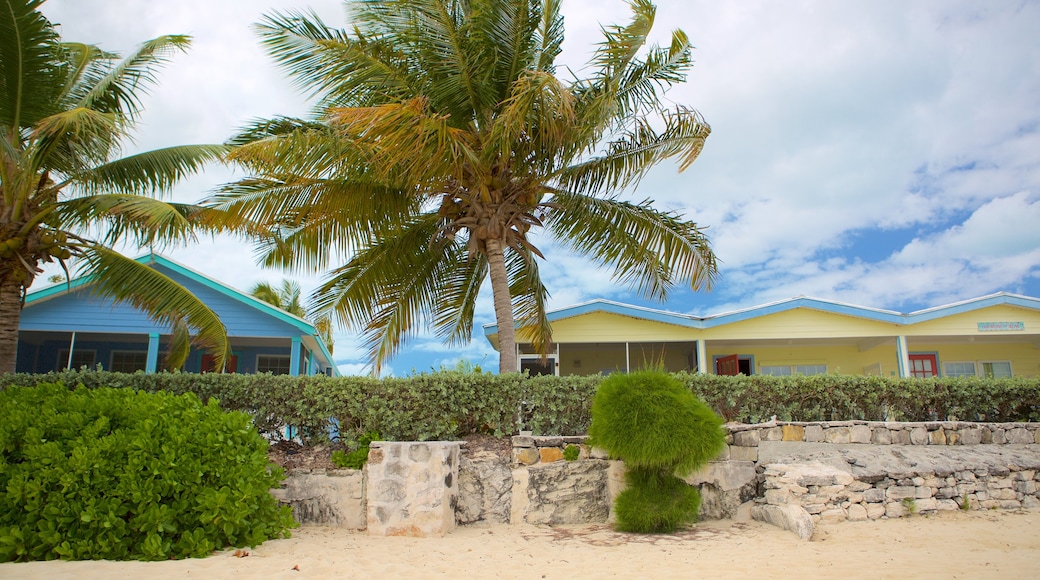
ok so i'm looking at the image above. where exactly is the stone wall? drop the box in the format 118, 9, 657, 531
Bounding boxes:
271, 468, 366, 529
272, 421, 1040, 537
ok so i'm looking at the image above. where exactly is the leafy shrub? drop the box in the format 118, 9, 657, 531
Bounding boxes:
588, 370, 725, 533
0, 383, 296, 562
331, 431, 381, 470
563, 444, 580, 461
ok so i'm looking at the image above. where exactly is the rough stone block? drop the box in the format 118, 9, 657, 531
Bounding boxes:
1022, 496, 1040, 509
1007, 428, 1033, 445
685, 461, 757, 493
457, 456, 512, 524
863, 488, 886, 503
782, 425, 806, 441
885, 502, 907, 518
590, 447, 610, 460
886, 486, 917, 500
847, 504, 868, 521
992, 428, 1006, 444
914, 486, 932, 499
891, 429, 912, 445
928, 429, 947, 445
866, 503, 887, 519
729, 445, 759, 462
514, 448, 540, 465
273, 470, 367, 529
824, 427, 852, 444
511, 435, 536, 448
366, 442, 460, 537
850, 425, 872, 444
936, 499, 960, 511
871, 428, 892, 445
752, 504, 815, 541
539, 447, 564, 463
946, 431, 961, 445
915, 497, 938, 512
910, 427, 929, 445
519, 460, 610, 525
819, 508, 847, 524
804, 425, 825, 442
733, 430, 761, 447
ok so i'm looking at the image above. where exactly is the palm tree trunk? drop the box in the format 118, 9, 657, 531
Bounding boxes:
484, 238, 517, 374
0, 278, 23, 373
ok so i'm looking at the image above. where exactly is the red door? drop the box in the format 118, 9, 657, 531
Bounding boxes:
716, 354, 740, 376
908, 354, 937, 378
202, 354, 238, 373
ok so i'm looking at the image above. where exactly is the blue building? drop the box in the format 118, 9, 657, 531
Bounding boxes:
16, 254, 337, 376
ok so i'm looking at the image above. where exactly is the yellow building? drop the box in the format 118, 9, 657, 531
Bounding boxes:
482, 293, 1040, 378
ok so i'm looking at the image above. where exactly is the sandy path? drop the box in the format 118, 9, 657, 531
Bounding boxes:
3, 510, 1037, 579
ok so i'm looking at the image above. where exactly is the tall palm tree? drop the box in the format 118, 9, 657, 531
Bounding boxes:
251, 279, 335, 352
0, 0, 229, 373
210, 0, 717, 374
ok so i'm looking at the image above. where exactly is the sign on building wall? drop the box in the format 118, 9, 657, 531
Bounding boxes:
977, 322, 1025, 332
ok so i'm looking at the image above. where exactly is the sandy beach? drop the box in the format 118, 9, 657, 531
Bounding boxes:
2, 509, 1038, 579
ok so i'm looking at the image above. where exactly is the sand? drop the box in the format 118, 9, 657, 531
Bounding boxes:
2, 510, 1038, 579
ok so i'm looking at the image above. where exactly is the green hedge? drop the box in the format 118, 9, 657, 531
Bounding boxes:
0, 384, 295, 562
0, 371, 1037, 443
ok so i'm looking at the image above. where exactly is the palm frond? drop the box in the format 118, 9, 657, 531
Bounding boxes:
506, 247, 552, 354
52, 195, 210, 247
545, 191, 718, 299
0, 0, 62, 130
69, 144, 228, 196
70, 35, 191, 121
79, 246, 230, 368
557, 105, 710, 195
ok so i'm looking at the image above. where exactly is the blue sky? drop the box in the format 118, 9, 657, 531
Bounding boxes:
37, 0, 1040, 376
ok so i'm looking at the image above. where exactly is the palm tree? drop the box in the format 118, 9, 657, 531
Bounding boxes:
250, 279, 335, 352
0, 0, 229, 373
210, 0, 717, 374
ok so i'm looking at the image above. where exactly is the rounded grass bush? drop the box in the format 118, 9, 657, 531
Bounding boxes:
588, 370, 725, 474
0, 383, 296, 562
613, 468, 703, 534
588, 370, 725, 533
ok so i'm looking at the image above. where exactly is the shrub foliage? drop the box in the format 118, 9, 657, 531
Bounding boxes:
0, 383, 296, 562
0, 371, 1036, 445
589, 371, 726, 533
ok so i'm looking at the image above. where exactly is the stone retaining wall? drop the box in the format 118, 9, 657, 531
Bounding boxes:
272, 421, 1040, 538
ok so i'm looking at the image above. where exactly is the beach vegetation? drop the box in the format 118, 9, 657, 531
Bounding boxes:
0, 0, 230, 373
0, 383, 295, 562
563, 444, 580, 461
331, 430, 381, 469
588, 370, 725, 533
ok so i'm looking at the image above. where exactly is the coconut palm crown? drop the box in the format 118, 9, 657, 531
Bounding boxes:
0, 0, 229, 372
209, 0, 717, 374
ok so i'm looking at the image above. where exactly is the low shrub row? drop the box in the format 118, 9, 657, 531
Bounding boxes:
0, 371, 1037, 444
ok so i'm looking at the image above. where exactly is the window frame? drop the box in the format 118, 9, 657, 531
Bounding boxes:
110, 350, 148, 373
980, 360, 1013, 379
57, 349, 96, 370
759, 364, 827, 376
942, 361, 977, 378
257, 354, 292, 375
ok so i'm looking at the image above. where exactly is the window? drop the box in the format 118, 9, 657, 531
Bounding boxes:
943, 362, 977, 378
760, 365, 826, 376
58, 350, 95, 370
908, 354, 938, 378
760, 365, 792, 376
981, 361, 1012, 379
111, 351, 148, 373
258, 355, 291, 375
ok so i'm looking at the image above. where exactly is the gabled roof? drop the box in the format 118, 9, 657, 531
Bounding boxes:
25, 253, 337, 373
482, 292, 1040, 336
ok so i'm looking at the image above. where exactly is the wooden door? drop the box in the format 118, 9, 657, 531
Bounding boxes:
716, 354, 740, 376
908, 354, 937, 378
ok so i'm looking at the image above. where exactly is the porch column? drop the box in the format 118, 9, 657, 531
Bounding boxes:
696, 340, 707, 374
896, 335, 910, 378
625, 342, 630, 373
307, 350, 315, 376
146, 332, 160, 373
290, 336, 301, 376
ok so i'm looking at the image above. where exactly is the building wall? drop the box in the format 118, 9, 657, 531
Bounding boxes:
550, 312, 695, 343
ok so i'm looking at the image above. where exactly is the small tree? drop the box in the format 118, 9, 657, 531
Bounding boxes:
588, 370, 725, 533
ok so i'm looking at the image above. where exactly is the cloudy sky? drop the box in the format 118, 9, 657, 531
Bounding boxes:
36, 0, 1040, 375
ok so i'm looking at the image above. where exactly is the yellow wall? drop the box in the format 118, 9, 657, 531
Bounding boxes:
701, 308, 900, 340
910, 342, 1040, 377
550, 312, 696, 342
556, 342, 695, 376
706, 344, 902, 377
906, 305, 1040, 337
